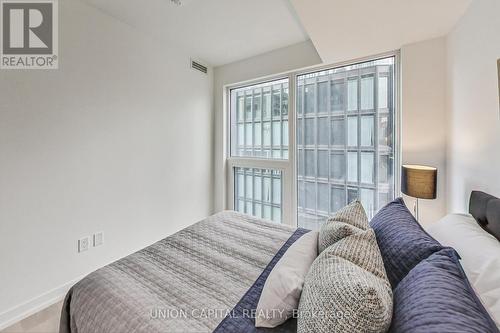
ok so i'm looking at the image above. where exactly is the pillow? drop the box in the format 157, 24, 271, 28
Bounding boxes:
425, 213, 500, 327
297, 228, 393, 333
255, 230, 318, 328
390, 249, 499, 333
318, 200, 368, 253
370, 197, 444, 288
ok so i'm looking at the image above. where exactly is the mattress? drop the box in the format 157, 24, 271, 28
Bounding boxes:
60, 211, 308, 333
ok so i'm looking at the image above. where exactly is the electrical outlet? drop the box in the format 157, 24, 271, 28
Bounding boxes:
78, 237, 89, 253
93, 232, 103, 247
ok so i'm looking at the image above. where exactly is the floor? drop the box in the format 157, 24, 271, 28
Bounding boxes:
1, 302, 63, 333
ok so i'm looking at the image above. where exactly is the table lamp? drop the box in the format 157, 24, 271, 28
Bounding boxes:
401, 165, 437, 220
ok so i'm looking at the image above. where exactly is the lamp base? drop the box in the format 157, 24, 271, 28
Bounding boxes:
413, 198, 419, 221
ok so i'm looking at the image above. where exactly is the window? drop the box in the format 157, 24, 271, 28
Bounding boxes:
227, 55, 398, 228
230, 79, 289, 159
234, 167, 282, 222
228, 78, 290, 224
297, 57, 396, 230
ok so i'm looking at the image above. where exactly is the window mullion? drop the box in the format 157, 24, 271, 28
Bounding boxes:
374, 68, 380, 212
260, 87, 264, 157
357, 69, 361, 193
343, 74, 348, 208
314, 79, 319, 219
280, 83, 283, 157
327, 76, 332, 216
251, 92, 254, 156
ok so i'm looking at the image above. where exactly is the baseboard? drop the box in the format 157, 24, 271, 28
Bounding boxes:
0, 276, 84, 331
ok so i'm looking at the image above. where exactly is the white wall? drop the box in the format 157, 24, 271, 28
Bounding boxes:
212, 40, 322, 212
446, 0, 500, 213
0, 0, 213, 325
401, 37, 448, 225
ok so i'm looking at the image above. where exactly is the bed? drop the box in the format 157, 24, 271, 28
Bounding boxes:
60, 211, 305, 333
60, 192, 500, 333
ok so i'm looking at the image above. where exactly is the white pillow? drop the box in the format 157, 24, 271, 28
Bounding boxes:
255, 230, 318, 328
425, 213, 500, 327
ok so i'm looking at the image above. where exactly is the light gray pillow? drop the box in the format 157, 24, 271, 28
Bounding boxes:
318, 200, 369, 253
255, 231, 318, 328
297, 229, 393, 333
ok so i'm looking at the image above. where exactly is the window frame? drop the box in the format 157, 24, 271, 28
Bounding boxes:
224, 51, 401, 227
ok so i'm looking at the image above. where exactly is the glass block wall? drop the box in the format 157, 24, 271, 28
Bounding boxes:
234, 167, 282, 223
297, 57, 395, 230
230, 79, 289, 159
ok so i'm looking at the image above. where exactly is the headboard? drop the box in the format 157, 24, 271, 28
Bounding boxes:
469, 191, 500, 241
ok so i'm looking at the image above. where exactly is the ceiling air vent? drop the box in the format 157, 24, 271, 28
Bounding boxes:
191, 59, 208, 74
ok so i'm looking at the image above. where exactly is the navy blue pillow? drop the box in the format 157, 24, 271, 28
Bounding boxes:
390, 249, 499, 333
370, 197, 444, 288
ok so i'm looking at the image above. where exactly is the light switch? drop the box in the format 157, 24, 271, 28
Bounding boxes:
93, 232, 103, 247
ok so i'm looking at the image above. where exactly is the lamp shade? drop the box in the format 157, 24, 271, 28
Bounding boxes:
401, 165, 437, 199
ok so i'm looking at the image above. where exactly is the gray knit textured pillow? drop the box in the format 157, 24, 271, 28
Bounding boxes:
298, 228, 393, 333
318, 200, 369, 253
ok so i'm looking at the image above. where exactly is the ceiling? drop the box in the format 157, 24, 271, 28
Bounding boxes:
290, 0, 472, 64
81, 0, 309, 67
82, 0, 473, 68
